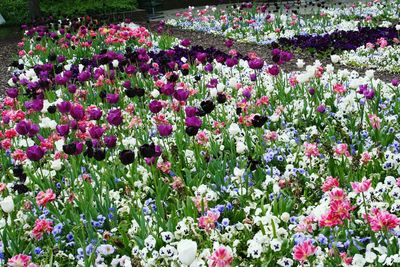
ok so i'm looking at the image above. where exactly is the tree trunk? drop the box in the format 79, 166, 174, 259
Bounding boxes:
28, 0, 41, 20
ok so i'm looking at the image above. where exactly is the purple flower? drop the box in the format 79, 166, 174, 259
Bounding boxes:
68, 84, 77, 94
180, 39, 191, 47
88, 108, 102, 120
185, 116, 202, 128
161, 83, 175, 96
15, 120, 31, 135
226, 58, 238, 68
89, 126, 105, 139
6, 88, 18, 98
248, 58, 264, 70
70, 104, 85, 121
204, 63, 213, 72
104, 135, 117, 148
317, 104, 326, 113
149, 100, 163, 114
173, 89, 190, 102
363, 89, 375, 100
57, 101, 71, 114
26, 145, 45, 161
56, 124, 70, 136
225, 39, 234, 48
106, 93, 120, 104
107, 109, 123, 126
268, 65, 280, 76
77, 71, 91, 83
391, 78, 399, 87
185, 106, 197, 117
157, 124, 173, 137
196, 52, 207, 63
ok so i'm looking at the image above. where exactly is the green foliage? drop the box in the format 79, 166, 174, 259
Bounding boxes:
0, 0, 138, 25
40, 0, 138, 18
0, 0, 30, 25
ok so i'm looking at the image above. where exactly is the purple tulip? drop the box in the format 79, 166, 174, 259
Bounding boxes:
68, 84, 77, 94
185, 106, 197, 117
180, 39, 191, 47
106, 93, 120, 104
15, 120, 31, 135
226, 58, 238, 68
56, 124, 70, 136
204, 63, 213, 72
317, 104, 326, 113
157, 124, 173, 137
28, 124, 40, 137
104, 135, 117, 148
248, 58, 264, 70
268, 65, 280, 76
250, 73, 257, 81
225, 39, 234, 48
89, 126, 105, 139
70, 104, 85, 121
6, 88, 19, 98
88, 108, 102, 120
391, 78, 399, 87
26, 145, 45, 161
107, 109, 123, 126
161, 83, 175, 96
185, 116, 202, 128
309, 88, 315, 95
57, 101, 71, 114
173, 89, 190, 102
77, 71, 91, 83
149, 100, 163, 114
196, 52, 207, 63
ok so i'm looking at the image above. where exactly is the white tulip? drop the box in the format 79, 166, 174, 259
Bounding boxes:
177, 239, 197, 266
330, 55, 341, 64
236, 141, 247, 154
0, 196, 14, 213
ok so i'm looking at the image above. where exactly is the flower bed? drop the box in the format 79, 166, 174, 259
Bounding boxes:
0, 13, 400, 267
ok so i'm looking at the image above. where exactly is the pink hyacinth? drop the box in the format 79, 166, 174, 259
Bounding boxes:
366, 208, 400, 232
198, 211, 220, 232
36, 189, 56, 207
292, 240, 317, 264
32, 219, 53, 240
208, 246, 234, 267
351, 179, 372, 193
7, 254, 31, 267
304, 142, 320, 158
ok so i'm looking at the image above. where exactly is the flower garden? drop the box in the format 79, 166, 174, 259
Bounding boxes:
1, 0, 400, 266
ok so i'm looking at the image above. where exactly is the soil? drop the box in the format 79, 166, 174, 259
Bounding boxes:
0, 26, 22, 96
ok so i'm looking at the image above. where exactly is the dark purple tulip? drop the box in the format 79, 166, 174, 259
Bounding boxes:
248, 58, 264, 70
268, 65, 280, 76
25, 99, 43, 112
70, 104, 85, 120
106, 109, 123, 126
15, 120, 30, 135
68, 84, 77, 94
56, 124, 70, 136
88, 108, 102, 120
271, 48, 281, 56
317, 104, 326, 113
125, 65, 136, 75
391, 78, 399, 87
89, 126, 105, 139
6, 88, 18, 98
74, 142, 84, 155
149, 100, 163, 114
104, 135, 117, 148
55, 75, 68, 85
157, 124, 173, 137
173, 89, 190, 102
26, 145, 44, 161
185, 116, 202, 128
57, 55, 66, 63
28, 124, 40, 137
106, 93, 119, 104
185, 106, 197, 117
309, 88, 315, 95
57, 101, 71, 114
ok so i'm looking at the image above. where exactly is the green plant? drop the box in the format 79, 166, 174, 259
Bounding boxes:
0, 0, 29, 25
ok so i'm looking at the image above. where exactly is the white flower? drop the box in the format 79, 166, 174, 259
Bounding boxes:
0, 196, 14, 213
177, 239, 197, 265
296, 59, 305, 68
331, 55, 341, 64
150, 89, 160, 98
51, 159, 63, 171
280, 212, 290, 222
396, 24, 400, 31
236, 141, 247, 154
97, 244, 115, 256
352, 254, 366, 267
365, 69, 374, 78
229, 123, 240, 135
